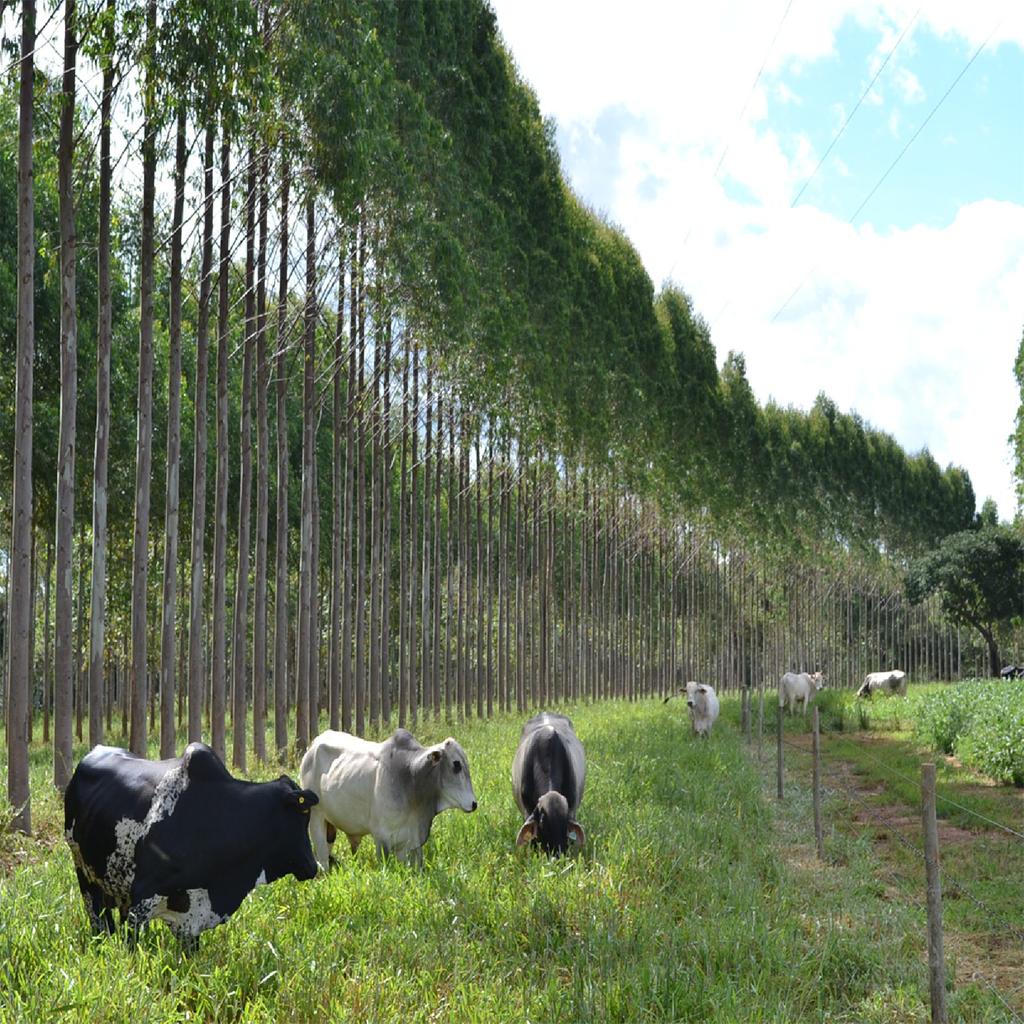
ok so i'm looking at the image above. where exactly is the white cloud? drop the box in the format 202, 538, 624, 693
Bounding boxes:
892, 65, 926, 102
490, 0, 1024, 517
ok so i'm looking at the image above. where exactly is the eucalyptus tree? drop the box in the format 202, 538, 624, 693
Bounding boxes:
53, 0, 80, 789
273, 131, 290, 757
231, 149, 257, 770
88, 0, 116, 750
129, 0, 158, 756
8, 0, 36, 833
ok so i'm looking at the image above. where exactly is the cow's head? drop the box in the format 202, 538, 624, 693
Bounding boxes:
810, 672, 825, 691
516, 791, 585, 856
855, 677, 872, 699
430, 738, 478, 814
685, 681, 711, 709
266, 776, 320, 882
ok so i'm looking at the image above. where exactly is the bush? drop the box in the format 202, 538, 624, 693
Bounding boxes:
915, 679, 1024, 786
955, 691, 1024, 787
913, 684, 977, 753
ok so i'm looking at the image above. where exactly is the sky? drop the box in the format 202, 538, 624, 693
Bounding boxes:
489, 0, 1024, 521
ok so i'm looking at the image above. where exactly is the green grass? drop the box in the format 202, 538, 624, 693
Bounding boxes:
0, 699, 1016, 1022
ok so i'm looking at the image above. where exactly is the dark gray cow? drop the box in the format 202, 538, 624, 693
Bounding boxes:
64, 743, 319, 951
511, 712, 586, 855
300, 729, 478, 868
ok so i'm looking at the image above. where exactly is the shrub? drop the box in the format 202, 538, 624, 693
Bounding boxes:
915, 679, 1024, 786
913, 681, 981, 753
955, 689, 1024, 787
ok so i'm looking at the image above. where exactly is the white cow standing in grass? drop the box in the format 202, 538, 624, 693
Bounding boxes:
664, 681, 720, 738
778, 671, 824, 715
685, 681, 720, 738
856, 670, 907, 698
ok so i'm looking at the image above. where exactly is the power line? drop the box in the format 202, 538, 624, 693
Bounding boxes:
771, 15, 1003, 323
788, 7, 921, 209
712, 0, 798, 183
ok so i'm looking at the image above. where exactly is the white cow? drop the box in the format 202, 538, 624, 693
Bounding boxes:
856, 670, 907, 699
685, 681, 720, 738
299, 729, 477, 869
778, 671, 824, 715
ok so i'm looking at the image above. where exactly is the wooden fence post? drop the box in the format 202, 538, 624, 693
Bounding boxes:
921, 762, 948, 1024
812, 706, 824, 859
776, 703, 784, 800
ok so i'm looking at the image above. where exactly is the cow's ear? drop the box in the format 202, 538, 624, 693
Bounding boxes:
568, 821, 585, 847
516, 818, 537, 847
287, 788, 318, 813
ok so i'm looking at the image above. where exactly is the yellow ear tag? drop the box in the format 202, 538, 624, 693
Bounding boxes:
298, 796, 305, 805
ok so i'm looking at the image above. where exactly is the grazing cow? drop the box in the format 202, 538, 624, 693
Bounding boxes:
1000, 664, 1023, 680
300, 729, 477, 869
511, 712, 586, 855
778, 671, 825, 715
64, 743, 319, 951
856, 669, 908, 698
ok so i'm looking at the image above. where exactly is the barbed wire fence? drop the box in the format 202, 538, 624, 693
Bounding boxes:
743, 690, 1024, 1024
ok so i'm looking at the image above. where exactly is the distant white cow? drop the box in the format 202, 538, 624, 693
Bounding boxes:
856, 670, 907, 699
778, 671, 824, 715
663, 681, 721, 738
685, 681, 720, 738
299, 729, 477, 869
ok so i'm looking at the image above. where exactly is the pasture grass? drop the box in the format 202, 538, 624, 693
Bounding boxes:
760, 683, 1024, 1020
0, 698, 1013, 1021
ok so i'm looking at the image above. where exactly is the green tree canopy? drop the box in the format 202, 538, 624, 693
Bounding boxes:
906, 524, 1024, 675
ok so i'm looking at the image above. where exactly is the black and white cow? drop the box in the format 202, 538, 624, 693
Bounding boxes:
1000, 664, 1023, 680
64, 743, 319, 951
511, 712, 586, 856
299, 729, 478, 868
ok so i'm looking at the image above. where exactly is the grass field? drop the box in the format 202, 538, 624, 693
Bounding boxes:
0, 696, 1019, 1022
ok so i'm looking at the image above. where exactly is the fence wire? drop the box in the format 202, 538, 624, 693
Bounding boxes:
764, 721, 1024, 1021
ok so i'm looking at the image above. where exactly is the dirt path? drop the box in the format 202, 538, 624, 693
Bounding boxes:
771, 732, 1024, 1016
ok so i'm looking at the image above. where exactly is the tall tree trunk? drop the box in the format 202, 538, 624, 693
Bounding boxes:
54, 0, 78, 788
43, 535, 53, 744
295, 193, 317, 749
341, 230, 357, 732
475, 424, 484, 719
354, 219, 367, 736
212, 132, 231, 760
75, 518, 85, 738
368, 274, 381, 731
380, 319, 392, 726
188, 124, 215, 744
8, 0, 35, 834
446, 407, 455, 721
417, 354, 429, 725
231, 149, 257, 771
397, 333, 409, 727
274, 140, 290, 758
310, 457, 321, 730
253, 140, 270, 761
159, 105, 186, 759
130, 0, 158, 757
431, 387, 442, 720
329, 244, 345, 731
408, 344, 420, 726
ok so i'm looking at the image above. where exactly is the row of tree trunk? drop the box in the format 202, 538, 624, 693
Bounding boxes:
1, 2, 983, 840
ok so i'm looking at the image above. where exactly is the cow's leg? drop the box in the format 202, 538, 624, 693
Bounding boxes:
307, 806, 332, 871
75, 870, 113, 935
346, 833, 362, 856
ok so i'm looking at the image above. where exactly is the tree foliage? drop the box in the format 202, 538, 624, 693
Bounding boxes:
907, 525, 1024, 675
